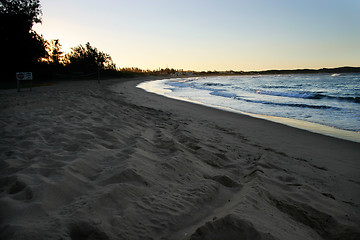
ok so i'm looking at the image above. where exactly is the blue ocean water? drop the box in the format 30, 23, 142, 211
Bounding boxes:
138, 73, 360, 140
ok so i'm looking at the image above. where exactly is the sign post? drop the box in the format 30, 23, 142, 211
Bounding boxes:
16, 72, 33, 92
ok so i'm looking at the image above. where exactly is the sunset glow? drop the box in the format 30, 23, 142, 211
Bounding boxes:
33, 0, 360, 71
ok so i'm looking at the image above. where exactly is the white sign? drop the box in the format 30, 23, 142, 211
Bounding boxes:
16, 72, 33, 80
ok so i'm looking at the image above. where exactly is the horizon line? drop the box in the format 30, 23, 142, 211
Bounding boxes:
120, 66, 360, 73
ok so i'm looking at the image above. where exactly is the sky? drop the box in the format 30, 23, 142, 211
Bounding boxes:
33, 0, 360, 71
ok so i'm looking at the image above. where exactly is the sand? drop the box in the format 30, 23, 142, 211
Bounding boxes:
0, 78, 359, 240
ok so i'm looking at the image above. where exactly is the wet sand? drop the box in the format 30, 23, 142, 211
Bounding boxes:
1, 78, 359, 239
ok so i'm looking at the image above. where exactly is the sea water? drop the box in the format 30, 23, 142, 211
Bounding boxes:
137, 74, 360, 142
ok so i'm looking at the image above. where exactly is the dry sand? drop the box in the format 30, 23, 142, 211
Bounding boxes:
0, 78, 359, 240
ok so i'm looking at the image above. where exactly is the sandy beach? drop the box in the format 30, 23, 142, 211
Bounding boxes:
1, 78, 359, 240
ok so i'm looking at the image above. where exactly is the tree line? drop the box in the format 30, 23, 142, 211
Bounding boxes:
0, 0, 188, 85
0, 0, 118, 83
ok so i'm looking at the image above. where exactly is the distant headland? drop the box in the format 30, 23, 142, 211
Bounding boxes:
191, 66, 360, 76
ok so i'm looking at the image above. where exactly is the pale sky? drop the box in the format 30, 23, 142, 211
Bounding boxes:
33, 0, 360, 71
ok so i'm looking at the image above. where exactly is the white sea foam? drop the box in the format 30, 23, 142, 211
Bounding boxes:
137, 74, 360, 143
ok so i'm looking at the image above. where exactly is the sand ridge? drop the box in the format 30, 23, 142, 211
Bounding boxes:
0, 79, 359, 239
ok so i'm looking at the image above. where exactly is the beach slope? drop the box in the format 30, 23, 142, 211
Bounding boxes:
1, 79, 359, 240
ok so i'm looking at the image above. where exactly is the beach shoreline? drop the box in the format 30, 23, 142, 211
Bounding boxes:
1, 78, 359, 239
137, 76, 360, 143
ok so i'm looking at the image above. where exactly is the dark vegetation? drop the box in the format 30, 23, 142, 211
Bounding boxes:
1, 0, 359, 89
1, 0, 46, 83
1, 0, 121, 88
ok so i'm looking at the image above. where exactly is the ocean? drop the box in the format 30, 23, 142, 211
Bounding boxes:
138, 73, 360, 142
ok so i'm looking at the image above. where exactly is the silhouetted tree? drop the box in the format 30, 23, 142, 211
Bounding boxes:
0, 0, 42, 26
65, 42, 116, 72
44, 39, 63, 65
0, 0, 46, 81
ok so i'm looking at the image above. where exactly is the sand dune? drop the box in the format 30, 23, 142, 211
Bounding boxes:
0, 78, 359, 240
